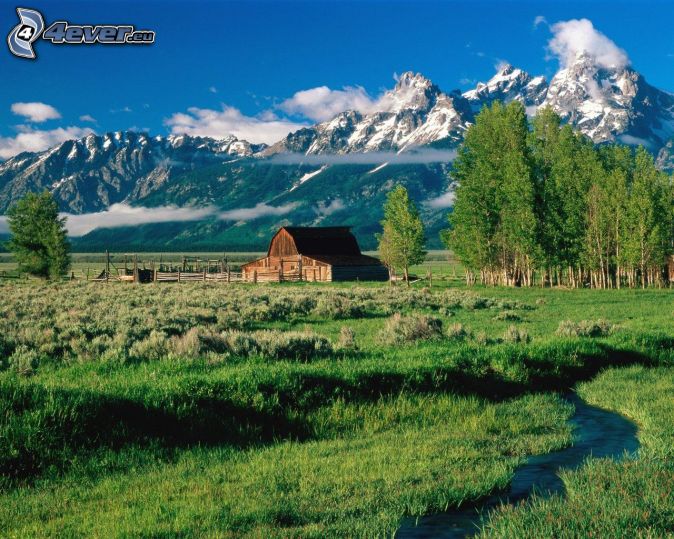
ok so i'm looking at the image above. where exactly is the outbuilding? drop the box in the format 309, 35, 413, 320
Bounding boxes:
241, 226, 388, 282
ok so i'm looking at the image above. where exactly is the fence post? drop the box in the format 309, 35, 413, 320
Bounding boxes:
298, 255, 302, 282
227, 269, 231, 283
178, 271, 181, 283
253, 270, 257, 284
203, 270, 207, 282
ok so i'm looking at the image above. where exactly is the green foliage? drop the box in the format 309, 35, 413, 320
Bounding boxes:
6, 191, 71, 279
445, 104, 674, 288
377, 185, 426, 282
448, 101, 539, 286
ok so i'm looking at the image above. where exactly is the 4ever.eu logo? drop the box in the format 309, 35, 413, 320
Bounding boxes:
7, 7, 155, 59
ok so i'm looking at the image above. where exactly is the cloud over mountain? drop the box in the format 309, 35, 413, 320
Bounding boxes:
279, 86, 379, 122
165, 105, 308, 145
548, 19, 629, 68
0, 126, 95, 160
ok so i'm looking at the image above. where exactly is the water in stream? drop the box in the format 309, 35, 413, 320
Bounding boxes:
396, 393, 640, 538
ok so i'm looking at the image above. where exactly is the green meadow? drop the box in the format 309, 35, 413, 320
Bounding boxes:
0, 277, 672, 537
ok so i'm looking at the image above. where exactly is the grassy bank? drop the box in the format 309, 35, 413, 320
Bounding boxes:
483, 366, 674, 537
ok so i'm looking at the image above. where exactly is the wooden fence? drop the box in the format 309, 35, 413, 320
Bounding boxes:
154, 271, 243, 283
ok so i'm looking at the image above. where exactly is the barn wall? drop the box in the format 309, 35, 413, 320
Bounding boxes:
242, 256, 332, 281
268, 229, 298, 257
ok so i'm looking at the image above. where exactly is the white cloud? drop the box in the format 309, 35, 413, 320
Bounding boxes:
271, 148, 457, 165
79, 114, 97, 123
494, 59, 510, 72
209, 86, 218, 94
62, 203, 214, 236
0, 126, 95, 160
217, 202, 297, 221
619, 134, 653, 148
58, 202, 298, 236
11, 102, 61, 123
426, 191, 456, 209
279, 86, 378, 122
165, 105, 308, 145
548, 19, 629, 68
314, 199, 345, 217
533, 15, 548, 28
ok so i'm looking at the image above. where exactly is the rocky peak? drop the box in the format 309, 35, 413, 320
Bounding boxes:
463, 64, 547, 113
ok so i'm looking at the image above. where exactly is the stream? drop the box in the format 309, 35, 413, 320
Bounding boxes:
396, 393, 640, 538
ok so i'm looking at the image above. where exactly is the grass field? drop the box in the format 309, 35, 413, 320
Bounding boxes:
0, 276, 672, 537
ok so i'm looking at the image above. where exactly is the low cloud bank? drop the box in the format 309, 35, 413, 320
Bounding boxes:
426, 191, 456, 209
217, 202, 297, 221
270, 148, 457, 166
62, 204, 214, 236
314, 199, 345, 217
0, 202, 298, 237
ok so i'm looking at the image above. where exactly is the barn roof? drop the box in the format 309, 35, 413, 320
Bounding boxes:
274, 226, 362, 256
307, 254, 383, 266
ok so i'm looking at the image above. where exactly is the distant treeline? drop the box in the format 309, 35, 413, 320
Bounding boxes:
445, 102, 674, 288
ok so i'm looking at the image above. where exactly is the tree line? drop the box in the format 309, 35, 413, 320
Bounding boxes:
444, 101, 674, 288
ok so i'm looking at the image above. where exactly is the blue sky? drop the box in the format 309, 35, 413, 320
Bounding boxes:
2, 0, 674, 158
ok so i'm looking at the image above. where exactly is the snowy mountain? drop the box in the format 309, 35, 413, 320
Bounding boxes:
263, 72, 474, 155
462, 64, 548, 114
0, 131, 265, 213
2, 50, 674, 250
542, 52, 674, 148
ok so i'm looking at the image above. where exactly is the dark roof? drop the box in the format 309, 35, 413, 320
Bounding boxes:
281, 226, 362, 256
307, 254, 384, 267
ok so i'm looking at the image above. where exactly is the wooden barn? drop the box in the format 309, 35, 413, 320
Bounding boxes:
242, 226, 389, 282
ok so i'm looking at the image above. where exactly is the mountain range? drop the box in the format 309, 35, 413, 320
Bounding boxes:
1, 51, 673, 251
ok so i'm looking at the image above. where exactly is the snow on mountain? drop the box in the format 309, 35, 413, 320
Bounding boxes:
542, 52, 674, 147
290, 165, 329, 191
0, 132, 265, 213
263, 71, 474, 156
462, 64, 547, 114
3, 47, 674, 220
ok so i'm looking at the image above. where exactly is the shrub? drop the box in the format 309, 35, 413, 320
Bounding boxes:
447, 323, 471, 341
378, 313, 443, 345
254, 330, 334, 361
439, 306, 455, 317
313, 295, 363, 320
128, 331, 169, 362
337, 327, 357, 350
503, 325, 531, 344
494, 310, 522, 322
221, 331, 260, 357
8, 345, 40, 376
556, 319, 614, 338
170, 328, 202, 358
